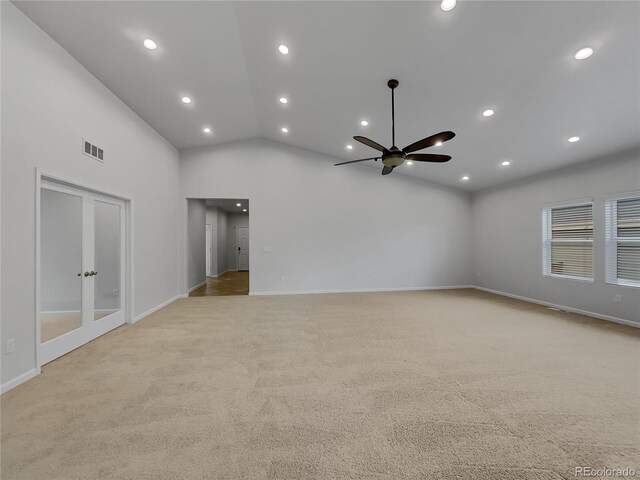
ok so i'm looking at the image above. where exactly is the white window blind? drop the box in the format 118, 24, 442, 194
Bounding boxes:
605, 195, 640, 287
542, 202, 593, 280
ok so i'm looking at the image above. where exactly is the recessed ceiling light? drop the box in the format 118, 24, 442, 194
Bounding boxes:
360, 120, 369, 126
281, 127, 288, 133
236, 203, 241, 207
568, 136, 580, 143
181, 96, 192, 104
501, 160, 511, 166
243, 209, 247, 212
279, 97, 288, 104
406, 160, 413, 166
461, 175, 470, 181
203, 127, 212, 134
143, 38, 157, 50
483, 109, 494, 117
435, 141, 443, 146
441, 0, 456, 11
575, 47, 593, 60
278, 44, 289, 55
346, 144, 353, 150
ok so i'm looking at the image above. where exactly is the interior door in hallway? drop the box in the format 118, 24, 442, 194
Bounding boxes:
237, 226, 249, 271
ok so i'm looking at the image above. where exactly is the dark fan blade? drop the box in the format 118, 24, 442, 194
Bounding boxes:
334, 157, 380, 166
354, 136, 388, 153
405, 154, 452, 163
381, 165, 394, 175
402, 131, 456, 154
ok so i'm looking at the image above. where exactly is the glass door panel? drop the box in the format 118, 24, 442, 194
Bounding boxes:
93, 200, 122, 321
40, 189, 83, 343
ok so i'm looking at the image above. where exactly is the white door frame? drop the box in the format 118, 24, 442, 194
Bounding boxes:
205, 223, 212, 277
35, 168, 134, 370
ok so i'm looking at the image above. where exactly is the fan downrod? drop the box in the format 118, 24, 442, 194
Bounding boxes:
387, 79, 399, 89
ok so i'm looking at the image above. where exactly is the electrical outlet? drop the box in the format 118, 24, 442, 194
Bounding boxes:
113, 288, 119, 297
614, 294, 622, 303
6, 339, 15, 354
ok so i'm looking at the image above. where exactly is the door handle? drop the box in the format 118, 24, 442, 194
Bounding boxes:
238, 247, 241, 252
84, 271, 90, 277
90, 271, 97, 276
83, 271, 98, 277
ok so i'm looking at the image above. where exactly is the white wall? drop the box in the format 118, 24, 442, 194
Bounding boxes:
186, 199, 206, 290
178, 139, 473, 295
205, 206, 218, 276
472, 149, 640, 324
227, 212, 250, 271
217, 209, 229, 275
1, 4, 180, 386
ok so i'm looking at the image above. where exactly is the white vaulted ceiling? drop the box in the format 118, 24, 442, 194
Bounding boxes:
13, 1, 640, 190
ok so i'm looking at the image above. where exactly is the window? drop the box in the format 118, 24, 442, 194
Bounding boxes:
542, 202, 593, 280
605, 194, 640, 287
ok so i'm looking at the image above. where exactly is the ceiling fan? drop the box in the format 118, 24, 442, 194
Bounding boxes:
335, 79, 455, 175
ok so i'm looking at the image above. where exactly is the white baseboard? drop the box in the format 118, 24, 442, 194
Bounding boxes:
472, 286, 639, 328
41, 310, 80, 315
250, 285, 473, 296
1, 368, 39, 395
210, 269, 229, 278
188, 281, 207, 293
133, 295, 182, 323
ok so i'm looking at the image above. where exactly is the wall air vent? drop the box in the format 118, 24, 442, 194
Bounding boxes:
82, 139, 104, 162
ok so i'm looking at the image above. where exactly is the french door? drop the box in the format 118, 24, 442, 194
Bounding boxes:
39, 180, 126, 364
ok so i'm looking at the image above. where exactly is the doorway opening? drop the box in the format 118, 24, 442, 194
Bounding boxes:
187, 198, 249, 296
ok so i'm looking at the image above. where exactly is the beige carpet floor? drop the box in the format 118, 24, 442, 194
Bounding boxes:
2, 289, 639, 480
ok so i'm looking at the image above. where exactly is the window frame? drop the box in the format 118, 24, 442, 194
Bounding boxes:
605, 191, 640, 288
542, 199, 594, 282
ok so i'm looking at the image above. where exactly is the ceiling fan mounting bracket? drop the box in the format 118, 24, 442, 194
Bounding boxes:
387, 79, 399, 89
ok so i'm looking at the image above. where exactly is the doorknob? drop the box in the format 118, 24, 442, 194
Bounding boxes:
90, 271, 97, 276
84, 271, 90, 277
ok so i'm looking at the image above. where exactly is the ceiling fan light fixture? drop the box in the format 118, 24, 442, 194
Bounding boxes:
333, 79, 455, 176
441, 0, 456, 11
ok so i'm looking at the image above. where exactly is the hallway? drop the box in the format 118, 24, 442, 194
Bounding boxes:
190, 271, 249, 297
